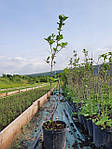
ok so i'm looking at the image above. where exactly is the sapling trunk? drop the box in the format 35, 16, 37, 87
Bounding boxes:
50, 59, 53, 86
44, 15, 68, 127
45, 14, 68, 87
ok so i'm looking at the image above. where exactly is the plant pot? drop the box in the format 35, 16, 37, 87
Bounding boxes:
82, 116, 88, 131
78, 114, 84, 125
42, 120, 66, 149
86, 119, 93, 138
73, 103, 79, 113
93, 123, 112, 148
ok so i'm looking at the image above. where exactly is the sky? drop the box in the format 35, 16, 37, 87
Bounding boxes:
0, 0, 112, 75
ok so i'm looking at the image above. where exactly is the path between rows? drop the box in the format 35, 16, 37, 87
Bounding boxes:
10, 94, 93, 149
0, 83, 46, 91
0, 84, 47, 98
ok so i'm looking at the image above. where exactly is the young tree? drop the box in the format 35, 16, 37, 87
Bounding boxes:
44, 14, 68, 85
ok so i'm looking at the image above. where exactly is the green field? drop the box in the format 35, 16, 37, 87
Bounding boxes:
0, 82, 47, 94
0, 84, 55, 131
0, 74, 49, 90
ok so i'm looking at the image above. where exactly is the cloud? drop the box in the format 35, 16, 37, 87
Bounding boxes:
0, 48, 110, 76
97, 48, 111, 53
0, 56, 50, 75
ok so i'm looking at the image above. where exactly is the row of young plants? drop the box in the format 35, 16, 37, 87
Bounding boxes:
0, 84, 54, 132
63, 49, 112, 147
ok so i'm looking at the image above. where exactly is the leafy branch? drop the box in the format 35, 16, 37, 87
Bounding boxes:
44, 15, 68, 84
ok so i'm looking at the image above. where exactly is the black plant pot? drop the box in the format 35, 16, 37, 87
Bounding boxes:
78, 114, 84, 125
86, 119, 93, 138
82, 116, 88, 131
93, 123, 112, 148
42, 120, 66, 149
73, 103, 79, 113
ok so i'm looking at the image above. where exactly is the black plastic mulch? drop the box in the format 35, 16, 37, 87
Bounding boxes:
10, 94, 97, 149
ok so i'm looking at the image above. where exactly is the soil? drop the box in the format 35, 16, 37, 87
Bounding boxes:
42, 120, 66, 130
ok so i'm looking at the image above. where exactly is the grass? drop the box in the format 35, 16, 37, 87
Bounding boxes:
0, 82, 48, 94
0, 83, 56, 131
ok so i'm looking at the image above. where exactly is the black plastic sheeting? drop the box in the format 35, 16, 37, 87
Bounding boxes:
34, 93, 93, 149
10, 93, 93, 149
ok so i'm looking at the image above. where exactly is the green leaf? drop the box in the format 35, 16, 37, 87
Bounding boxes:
49, 39, 55, 45
73, 112, 77, 115
44, 35, 55, 45
51, 33, 55, 38
62, 15, 68, 21
52, 54, 55, 60
59, 15, 63, 20
56, 34, 63, 41
46, 56, 50, 63
47, 56, 50, 60
50, 77, 55, 81
95, 116, 109, 127
53, 48, 57, 52
48, 120, 52, 123
59, 15, 68, 21
44, 36, 51, 42
56, 43, 61, 47
61, 42, 68, 48
59, 34, 63, 40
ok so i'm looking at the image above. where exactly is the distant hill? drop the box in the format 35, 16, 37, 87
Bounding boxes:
27, 70, 64, 76
27, 65, 102, 77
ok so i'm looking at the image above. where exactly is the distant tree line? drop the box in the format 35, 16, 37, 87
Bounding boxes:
1, 73, 63, 84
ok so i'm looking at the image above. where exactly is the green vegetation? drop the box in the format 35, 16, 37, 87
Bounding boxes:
63, 50, 112, 130
0, 84, 55, 131
44, 14, 68, 85
28, 70, 64, 77
0, 72, 63, 91
0, 74, 49, 89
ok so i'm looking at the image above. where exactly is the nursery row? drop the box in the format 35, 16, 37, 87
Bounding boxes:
0, 83, 47, 98
0, 82, 47, 93
63, 50, 112, 148
0, 84, 53, 132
